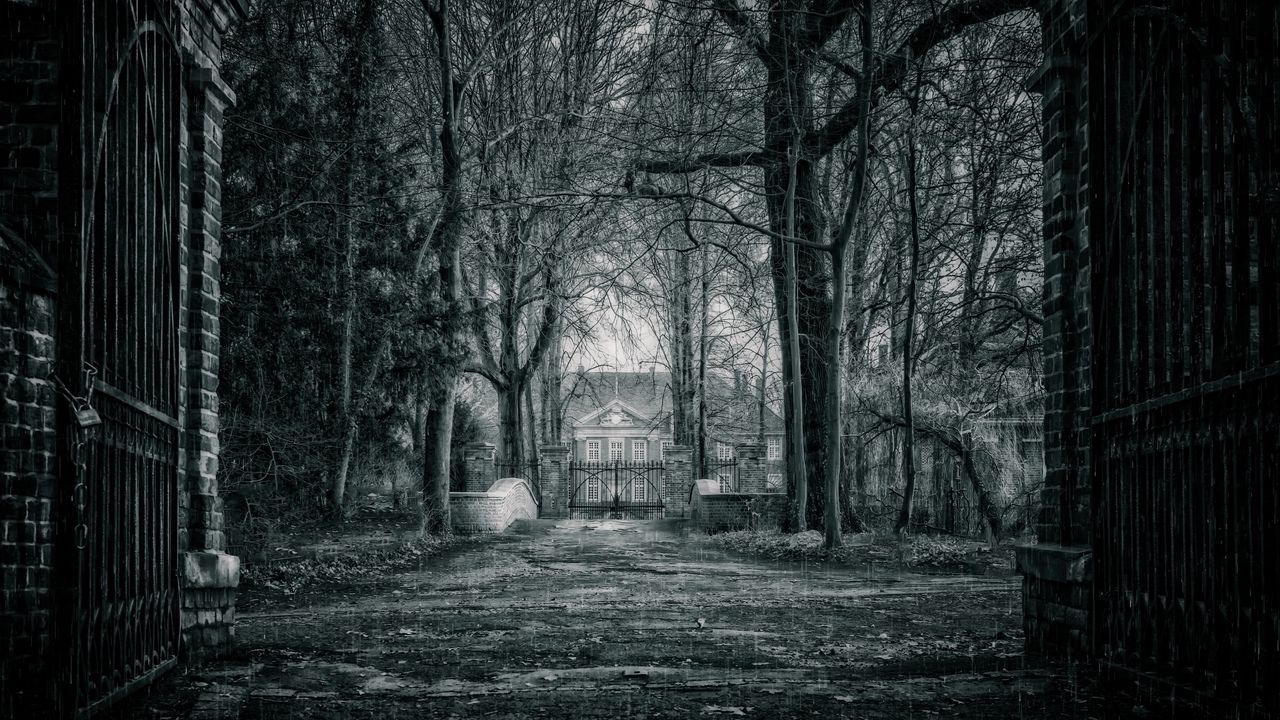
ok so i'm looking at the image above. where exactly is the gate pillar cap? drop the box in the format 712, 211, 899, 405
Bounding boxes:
182, 550, 240, 589
1014, 544, 1092, 584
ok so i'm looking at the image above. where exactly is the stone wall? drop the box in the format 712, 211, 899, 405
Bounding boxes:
688, 479, 787, 534
450, 478, 539, 534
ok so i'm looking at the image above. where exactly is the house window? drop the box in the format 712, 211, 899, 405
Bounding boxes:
718, 474, 734, 493
609, 440, 624, 461
716, 442, 733, 461
586, 440, 600, 461
632, 440, 647, 461
767, 437, 781, 460
661, 440, 673, 459
767, 473, 782, 490
587, 477, 600, 502
633, 479, 646, 501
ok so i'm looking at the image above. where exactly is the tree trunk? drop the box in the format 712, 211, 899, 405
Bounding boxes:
421, 392, 455, 535
895, 83, 923, 535
525, 379, 540, 494
330, 0, 377, 516
540, 316, 562, 444
498, 381, 523, 469
677, 253, 696, 448
823, 243, 847, 547
332, 208, 356, 514
696, 244, 710, 479
757, 326, 767, 446
763, 32, 829, 530
419, 0, 464, 536
960, 435, 1001, 546
820, 0, 874, 548
780, 147, 808, 532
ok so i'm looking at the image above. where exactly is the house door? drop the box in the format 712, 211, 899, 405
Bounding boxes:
58, 3, 184, 715
1087, 0, 1279, 703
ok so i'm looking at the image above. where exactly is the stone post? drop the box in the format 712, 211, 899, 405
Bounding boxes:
538, 445, 569, 518
735, 444, 766, 493
461, 442, 496, 492
662, 446, 693, 517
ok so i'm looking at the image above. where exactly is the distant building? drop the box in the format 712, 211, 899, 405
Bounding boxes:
562, 371, 785, 488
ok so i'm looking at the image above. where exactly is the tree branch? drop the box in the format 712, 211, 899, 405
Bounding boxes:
634, 149, 769, 174
711, 0, 770, 62
810, 0, 1036, 158
802, 0, 861, 50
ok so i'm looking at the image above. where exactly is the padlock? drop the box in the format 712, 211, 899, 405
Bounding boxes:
75, 405, 103, 428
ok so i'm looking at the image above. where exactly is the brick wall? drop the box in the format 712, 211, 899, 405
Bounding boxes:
450, 478, 539, 534
0, 271, 56, 714
0, 2, 60, 262
688, 478, 787, 534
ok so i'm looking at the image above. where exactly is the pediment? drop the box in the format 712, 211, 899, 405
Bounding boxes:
575, 399, 645, 428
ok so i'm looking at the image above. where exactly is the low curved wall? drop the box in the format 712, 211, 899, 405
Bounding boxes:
688, 478, 786, 533
450, 477, 539, 534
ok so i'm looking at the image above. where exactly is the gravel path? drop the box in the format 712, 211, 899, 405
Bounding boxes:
120, 519, 1109, 719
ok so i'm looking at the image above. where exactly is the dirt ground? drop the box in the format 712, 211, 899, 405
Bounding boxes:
111, 519, 1160, 719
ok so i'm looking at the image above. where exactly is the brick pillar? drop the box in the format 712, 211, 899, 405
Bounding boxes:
1017, 0, 1093, 659
1032, 0, 1091, 549
461, 443, 496, 492
735, 444, 766, 493
662, 446, 693, 517
538, 445, 569, 518
179, 65, 239, 656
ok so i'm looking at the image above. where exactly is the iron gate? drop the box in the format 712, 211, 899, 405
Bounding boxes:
568, 461, 665, 518
1088, 0, 1279, 705
58, 2, 184, 715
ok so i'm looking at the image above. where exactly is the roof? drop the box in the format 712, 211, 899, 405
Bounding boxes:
563, 371, 783, 440
563, 372, 673, 432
